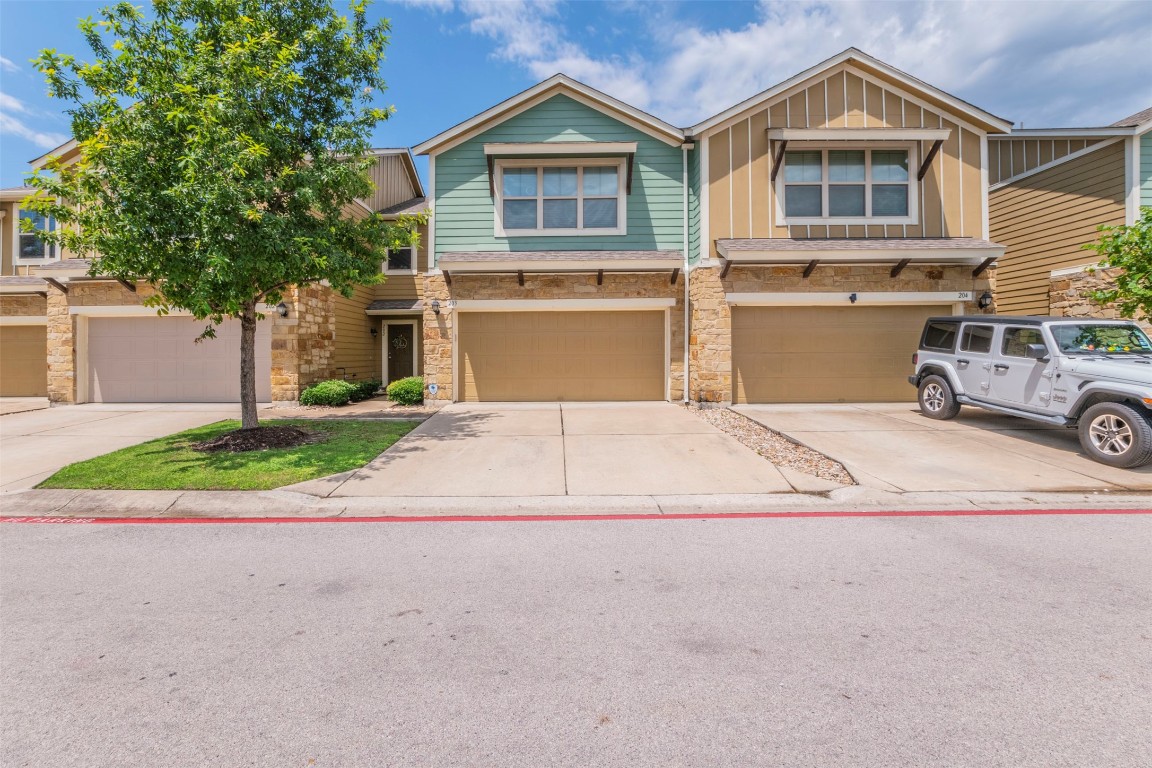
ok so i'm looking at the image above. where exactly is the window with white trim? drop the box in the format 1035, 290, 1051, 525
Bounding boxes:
383, 246, 415, 274
779, 147, 916, 224
18, 209, 57, 261
495, 159, 626, 236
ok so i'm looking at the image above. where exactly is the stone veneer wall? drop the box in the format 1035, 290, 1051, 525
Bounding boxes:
422, 272, 685, 402
44, 280, 331, 404
689, 264, 993, 403
1048, 266, 1150, 330
271, 284, 335, 402
0, 294, 47, 316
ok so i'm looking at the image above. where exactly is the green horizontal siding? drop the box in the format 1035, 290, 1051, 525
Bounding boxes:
434, 94, 688, 261
1141, 132, 1152, 209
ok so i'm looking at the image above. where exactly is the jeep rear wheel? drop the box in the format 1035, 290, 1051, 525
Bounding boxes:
917, 375, 961, 420
1077, 402, 1152, 468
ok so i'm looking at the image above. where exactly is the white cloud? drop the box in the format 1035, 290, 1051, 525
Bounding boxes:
0, 56, 19, 73
0, 92, 68, 149
429, 0, 1152, 129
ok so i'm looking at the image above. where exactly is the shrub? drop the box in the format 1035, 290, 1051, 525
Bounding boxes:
350, 378, 382, 403
386, 376, 424, 405
299, 379, 357, 407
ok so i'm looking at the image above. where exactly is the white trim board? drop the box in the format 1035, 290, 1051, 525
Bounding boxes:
0, 315, 48, 325
768, 128, 951, 141
452, 299, 675, 312
483, 142, 637, 156
726, 291, 973, 306
69, 304, 281, 317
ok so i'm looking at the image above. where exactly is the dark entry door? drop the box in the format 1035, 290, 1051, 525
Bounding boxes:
387, 324, 414, 383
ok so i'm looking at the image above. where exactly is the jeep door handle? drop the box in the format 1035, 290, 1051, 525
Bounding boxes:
957, 358, 970, 365
993, 363, 1009, 371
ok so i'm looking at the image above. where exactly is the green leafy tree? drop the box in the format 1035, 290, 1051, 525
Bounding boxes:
1085, 207, 1152, 321
23, 0, 421, 429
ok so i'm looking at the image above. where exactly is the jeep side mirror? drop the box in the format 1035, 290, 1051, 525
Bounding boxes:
1026, 343, 1050, 361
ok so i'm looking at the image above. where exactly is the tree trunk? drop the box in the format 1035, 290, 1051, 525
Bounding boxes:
239, 301, 260, 430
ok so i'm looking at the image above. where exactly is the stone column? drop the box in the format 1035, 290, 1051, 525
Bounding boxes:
422, 274, 453, 402
688, 266, 731, 403
45, 287, 75, 404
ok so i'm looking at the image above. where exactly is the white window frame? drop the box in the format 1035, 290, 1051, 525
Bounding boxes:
775, 144, 919, 226
493, 157, 628, 237
382, 245, 417, 275
14, 205, 59, 264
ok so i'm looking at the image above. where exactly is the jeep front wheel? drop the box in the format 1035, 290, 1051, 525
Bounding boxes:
1077, 402, 1152, 468
917, 375, 961, 420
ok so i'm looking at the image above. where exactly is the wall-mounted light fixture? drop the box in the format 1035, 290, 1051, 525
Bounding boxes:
431, 299, 441, 315
370, 327, 378, 339
275, 302, 289, 318
848, 293, 858, 304
978, 291, 994, 310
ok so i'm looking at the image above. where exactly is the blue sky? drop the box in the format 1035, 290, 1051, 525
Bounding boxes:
2, 0, 1151, 189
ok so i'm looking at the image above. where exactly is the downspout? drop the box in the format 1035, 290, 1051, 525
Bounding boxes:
682, 143, 690, 404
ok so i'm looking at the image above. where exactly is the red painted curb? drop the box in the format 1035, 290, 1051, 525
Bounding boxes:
1, 509, 1150, 524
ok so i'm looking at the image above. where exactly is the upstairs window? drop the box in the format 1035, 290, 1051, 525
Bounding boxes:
383, 246, 414, 274
18, 210, 57, 261
780, 148, 914, 224
496, 160, 626, 236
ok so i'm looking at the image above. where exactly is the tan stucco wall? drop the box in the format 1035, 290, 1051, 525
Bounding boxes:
688, 264, 993, 403
422, 273, 685, 402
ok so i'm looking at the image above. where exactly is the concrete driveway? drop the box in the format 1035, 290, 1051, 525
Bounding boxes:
737, 403, 1152, 493
0, 404, 251, 492
319, 403, 793, 497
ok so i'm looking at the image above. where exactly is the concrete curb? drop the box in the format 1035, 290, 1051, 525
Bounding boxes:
2, 487, 1150, 519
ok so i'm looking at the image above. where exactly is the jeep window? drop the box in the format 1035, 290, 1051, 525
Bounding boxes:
1049, 323, 1152, 355
1002, 327, 1047, 358
960, 325, 994, 354
921, 321, 958, 351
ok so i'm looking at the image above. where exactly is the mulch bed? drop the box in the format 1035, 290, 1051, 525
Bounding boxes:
193, 426, 327, 453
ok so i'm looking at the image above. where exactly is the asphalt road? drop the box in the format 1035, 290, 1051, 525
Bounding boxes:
2, 514, 1150, 767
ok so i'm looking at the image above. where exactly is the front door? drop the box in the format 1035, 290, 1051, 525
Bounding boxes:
386, 324, 414, 383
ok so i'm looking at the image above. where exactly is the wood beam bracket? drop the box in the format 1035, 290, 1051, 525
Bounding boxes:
802, 260, 819, 278
517, 270, 525, 287
890, 258, 911, 278
670, 267, 680, 285
770, 140, 789, 182
719, 260, 733, 279
972, 257, 996, 278
44, 277, 68, 294
917, 139, 944, 181
443, 271, 452, 286
596, 269, 604, 286
116, 278, 137, 293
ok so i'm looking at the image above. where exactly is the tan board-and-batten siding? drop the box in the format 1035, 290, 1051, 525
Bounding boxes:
702, 65, 987, 258
989, 140, 1126, 315
988, 137, 1104, 186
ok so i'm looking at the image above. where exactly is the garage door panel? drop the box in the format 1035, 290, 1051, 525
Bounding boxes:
733, 305, 949, 403
88, 317, 271, 403
459, 310, 665, 402
0, 325, 48, 396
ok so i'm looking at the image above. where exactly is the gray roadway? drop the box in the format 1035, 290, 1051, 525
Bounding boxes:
2, 515, 1150, 767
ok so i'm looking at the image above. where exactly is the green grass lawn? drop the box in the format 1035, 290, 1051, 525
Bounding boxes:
38, 419, 419, 491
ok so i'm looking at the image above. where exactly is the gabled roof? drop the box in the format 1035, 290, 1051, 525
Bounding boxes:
689, 48, 1014, 137
378, 196, 428, 217
413, 74, 685, 156
366, 148, 425, 198
1113, 106, 1152, 127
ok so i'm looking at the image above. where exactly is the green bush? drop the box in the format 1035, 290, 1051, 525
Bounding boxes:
299, 379, 357, 407
386, 376, 424, 405
350, 378, 382, 402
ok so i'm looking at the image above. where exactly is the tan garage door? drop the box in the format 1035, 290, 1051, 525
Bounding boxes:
87, 317, 272, 402
732, 305, 952, 403
0, 325, 48, 396
459, 310, 665, 402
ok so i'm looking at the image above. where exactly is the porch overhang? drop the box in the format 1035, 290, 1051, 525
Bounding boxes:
0, 276, 48, 297
365, 300, 423, 316
716, 238, 1004, 279
438, 250, 684, 286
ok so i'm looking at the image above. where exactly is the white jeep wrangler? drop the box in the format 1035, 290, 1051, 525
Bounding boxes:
909, 316, 1152, 468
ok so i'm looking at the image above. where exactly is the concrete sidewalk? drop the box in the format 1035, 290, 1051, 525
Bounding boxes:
2, 486, 1150, 520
